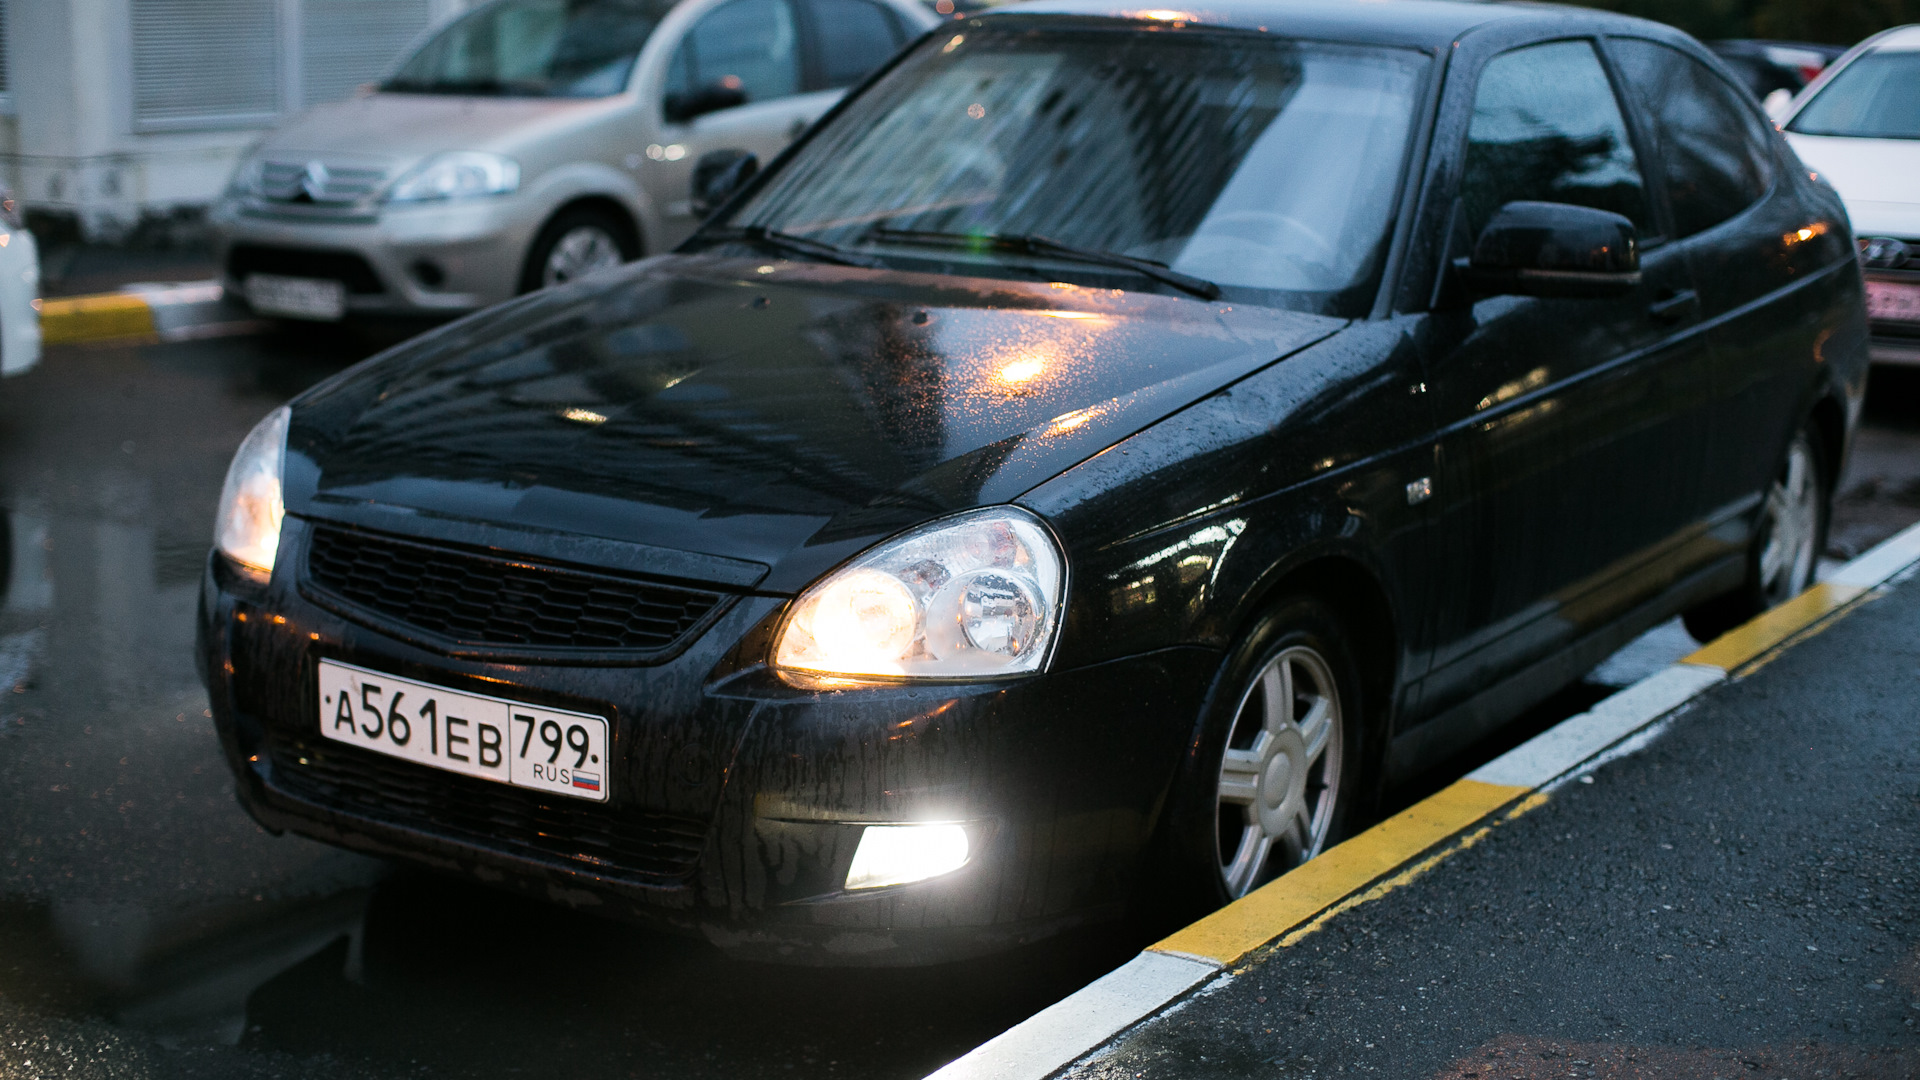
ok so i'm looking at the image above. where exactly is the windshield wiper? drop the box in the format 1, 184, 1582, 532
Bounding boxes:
866, 228, 1221, 300
693, 225, 886, 269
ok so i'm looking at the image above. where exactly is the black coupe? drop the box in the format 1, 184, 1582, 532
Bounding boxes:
200, 0, 1868, 963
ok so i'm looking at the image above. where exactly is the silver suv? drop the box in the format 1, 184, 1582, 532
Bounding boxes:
211, 0, 936, 321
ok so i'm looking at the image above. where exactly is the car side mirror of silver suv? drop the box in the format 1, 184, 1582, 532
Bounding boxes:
691, 150, 759, 219
1460, 200, 1642, 299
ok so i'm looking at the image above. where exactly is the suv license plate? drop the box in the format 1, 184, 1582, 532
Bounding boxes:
318, 660, 610, 802
1867, 279, 1920, 325
247, 273, 346, 321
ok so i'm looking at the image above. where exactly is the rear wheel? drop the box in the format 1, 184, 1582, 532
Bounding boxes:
519, 207, 638, 293
1156, 596, 1369, 912
1683, 426, 1828, 642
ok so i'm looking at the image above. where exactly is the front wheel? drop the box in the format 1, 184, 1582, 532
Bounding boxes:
1683, 426, 1828, 642
519, 207, 639, 293
1156, 597, 1369, 912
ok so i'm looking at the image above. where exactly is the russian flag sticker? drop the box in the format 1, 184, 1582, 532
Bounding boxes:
572, 771, 602, 792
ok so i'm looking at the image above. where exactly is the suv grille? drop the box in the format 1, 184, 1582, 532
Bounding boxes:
258, 159, 388, 205
304, 526, 729, 656
267, 732, 707, 881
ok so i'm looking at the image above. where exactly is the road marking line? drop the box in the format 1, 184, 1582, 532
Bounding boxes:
927, 515, 1920, 1080
39, 292, 156, 344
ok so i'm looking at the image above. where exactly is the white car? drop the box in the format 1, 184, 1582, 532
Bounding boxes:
1779, 24, 1920, 365
0, 188, 41, 379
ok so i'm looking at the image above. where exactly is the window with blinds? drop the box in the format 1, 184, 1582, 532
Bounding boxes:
0, 0, 12, 96
131, 0, 440, 131
302, 0, 432, 106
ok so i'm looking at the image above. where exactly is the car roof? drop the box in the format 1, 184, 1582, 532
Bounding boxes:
1866, 24, 1920, 51
967, 0, 1664, 51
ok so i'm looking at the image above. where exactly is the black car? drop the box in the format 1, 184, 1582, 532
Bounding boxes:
1708, 39, 1846, 101
200, 0, 1868, 963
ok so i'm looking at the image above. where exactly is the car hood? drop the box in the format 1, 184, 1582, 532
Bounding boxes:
287, 255, 1344, 592
1786, 132, 1920, 236
255, 92, 622, 172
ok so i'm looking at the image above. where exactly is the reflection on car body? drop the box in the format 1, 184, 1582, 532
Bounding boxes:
199, 0, 1868, 964
209, 0, 935, 323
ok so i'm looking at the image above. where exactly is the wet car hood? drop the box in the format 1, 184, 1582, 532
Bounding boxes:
287, 255, 1344, 592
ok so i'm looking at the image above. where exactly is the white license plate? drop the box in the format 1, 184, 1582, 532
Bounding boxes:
318, 660, 609, 802
247, 273, 346, 321
1866, 279, 1920, 324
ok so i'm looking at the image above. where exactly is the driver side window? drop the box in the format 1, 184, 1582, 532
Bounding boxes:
665, 0, 801, 116
1459, 40, 1654, 241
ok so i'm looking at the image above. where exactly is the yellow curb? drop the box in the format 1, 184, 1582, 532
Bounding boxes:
1681, 581, 1867, 673
1150, 778, 1528, 965
38, 292, 156, 345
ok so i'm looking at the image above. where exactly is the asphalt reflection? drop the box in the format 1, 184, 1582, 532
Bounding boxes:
2, 328, 1917, 1080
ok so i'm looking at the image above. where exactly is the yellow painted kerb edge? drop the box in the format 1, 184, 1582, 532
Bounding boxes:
39, 292, 157, 345
1682, 581, 1866, 672
1150, 777, 1527, 965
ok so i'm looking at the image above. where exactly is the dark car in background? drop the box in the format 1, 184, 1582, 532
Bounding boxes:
199, 0, 1867, 964
1709, 38, 1846, 106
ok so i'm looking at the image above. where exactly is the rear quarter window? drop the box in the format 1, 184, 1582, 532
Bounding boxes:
1609, 38, 1775, 238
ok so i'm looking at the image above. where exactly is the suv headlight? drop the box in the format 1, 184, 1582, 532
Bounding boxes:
214, 406, 290, 575
386, 151, 519, 203
773, 508, 1067, 680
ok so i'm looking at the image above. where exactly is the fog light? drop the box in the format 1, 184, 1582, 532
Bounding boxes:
845, 824, 969, 890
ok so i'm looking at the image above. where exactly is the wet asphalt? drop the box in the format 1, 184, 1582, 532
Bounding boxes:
1067, 532, 1920, 1079
2, 323, 1919, 1080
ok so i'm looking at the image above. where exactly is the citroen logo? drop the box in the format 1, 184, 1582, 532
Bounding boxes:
299, 160, 331, 202
1860, 236, 1912, 270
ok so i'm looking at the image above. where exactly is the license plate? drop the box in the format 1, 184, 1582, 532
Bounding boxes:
247, 273, 346, 321
317, 660, 609, 802
1866, 279, 1920, 324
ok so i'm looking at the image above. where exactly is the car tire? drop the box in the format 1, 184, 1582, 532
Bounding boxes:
1149, 595, 1371, 919
519, 206, 639, 294
1682, 424, 1830, 644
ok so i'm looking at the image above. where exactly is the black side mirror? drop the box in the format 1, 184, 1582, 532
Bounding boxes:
1460, 201, 1641, 299
663, 82, 749, 124
691, 149, 759, 218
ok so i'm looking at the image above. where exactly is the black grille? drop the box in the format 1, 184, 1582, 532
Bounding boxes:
229, 244, 385, 294
304, 526, 728, 655
268, 732, 707, 881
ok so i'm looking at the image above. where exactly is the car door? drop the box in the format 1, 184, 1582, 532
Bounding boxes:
1607, 37, 1847, 531
1414, 38, 1716, 722
648, 0, 836, 248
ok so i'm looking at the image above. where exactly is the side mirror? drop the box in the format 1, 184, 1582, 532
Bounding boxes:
1460, 201, 1640, 299
690, 149, 758, 218
664, 82, 749, 124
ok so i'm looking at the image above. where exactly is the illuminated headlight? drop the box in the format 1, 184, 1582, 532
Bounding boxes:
773, 507, 1066, 680
845, 824, 970, 890
386, 151, 519, 203
214, 406, 290, 576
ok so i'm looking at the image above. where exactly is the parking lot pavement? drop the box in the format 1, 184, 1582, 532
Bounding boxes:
1059, 564, 1920, 1080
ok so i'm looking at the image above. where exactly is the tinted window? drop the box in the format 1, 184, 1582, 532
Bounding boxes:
810, 0, 903, 89
728, 30, 1428, 314
388, 0, 671, 98
1610, 39, 1775, 238
1789, 49, 1920, 140
667, 0, 801, 105
1460, 40, 1652, 240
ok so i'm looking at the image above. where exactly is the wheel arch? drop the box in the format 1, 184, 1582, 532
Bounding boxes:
545, 194, 645, 256
1234, 554, 1401, 740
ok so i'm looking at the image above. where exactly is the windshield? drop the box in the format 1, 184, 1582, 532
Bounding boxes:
715, 26, 1429, 314
1788, 48, 1920, 139
385, 0, 673, 98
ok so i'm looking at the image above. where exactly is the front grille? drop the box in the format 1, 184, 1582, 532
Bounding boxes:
229, 244, 386, 295
304, 526, 729, 656
258, 159, 388, 205
267, 732, 707, 881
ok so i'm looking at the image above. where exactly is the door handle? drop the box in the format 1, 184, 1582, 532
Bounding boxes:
1648, 288, 1699, 324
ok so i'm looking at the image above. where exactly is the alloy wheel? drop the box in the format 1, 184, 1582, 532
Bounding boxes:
542, 225, 626, 287
1215, 644, 1344, 898
1758, 434, 1820, 607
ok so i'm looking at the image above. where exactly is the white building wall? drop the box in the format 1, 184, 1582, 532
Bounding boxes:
5, 0, 467, 240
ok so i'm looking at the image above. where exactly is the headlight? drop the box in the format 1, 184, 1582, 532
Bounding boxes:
214, 406, 290, 575
773, 508, 1066, 680
386, 152, 519, 203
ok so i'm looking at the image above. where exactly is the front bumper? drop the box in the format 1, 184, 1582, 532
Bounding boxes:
198, 516, 1214, 964
210, 196, 540, 317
